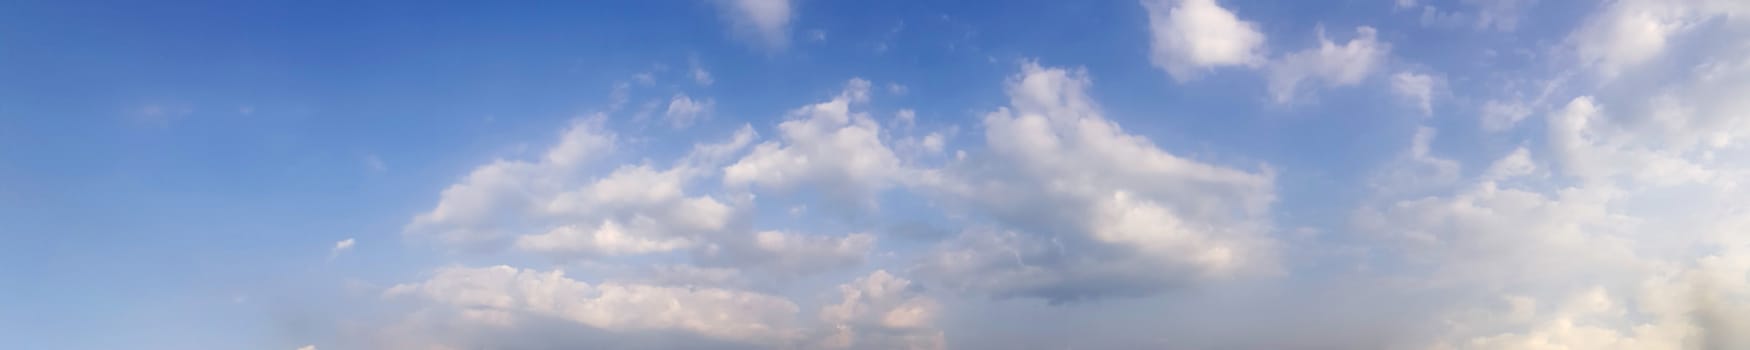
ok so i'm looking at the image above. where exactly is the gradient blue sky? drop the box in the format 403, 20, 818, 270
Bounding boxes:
4, 0, 1749, 349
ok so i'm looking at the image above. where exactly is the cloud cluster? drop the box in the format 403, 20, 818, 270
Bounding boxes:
386, 266, 803, 343
1142, 0, 1267, 81
723, 79, 905, 209
1141, 0, 1392, 103
363, 2, 1750, 348
1351, 4, 1750, 347
1265, 26, 1390, 103
913, 63, 1277, 302
713, 0, 795, 49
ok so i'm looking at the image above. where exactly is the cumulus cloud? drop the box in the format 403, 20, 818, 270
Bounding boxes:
1391, 72, 1438, 116
515, 221, 697, 257
1350, 12, 1750, 345
1369, 126, 1462, 196
1468, 0, 1535, 32
379, 266, 960, 349
374, 4, 1750, 348
665, 94, 714, 128
513, 127, 754, 260
385, 265, 803, 345
914, 62, 1276, 302
712, 0, 794, 49
1409, 0, 1535, 32
330, 238, 355, 258
689, 56, 714, 86
403, 118, 770, 261
817, 270, 945, 350
1266, 26, 1390, 103
723, 78, 904, 209
1571, 0, 1687, 79
1141, 0, 1268, 81
1546, 96, 1715, 185
1480, 99, 1533, 132
404, 118, 616, 247
1348, 139, 1750, 350
695, 231, 875, 278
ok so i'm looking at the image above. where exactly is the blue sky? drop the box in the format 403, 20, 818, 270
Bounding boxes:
4, 0, 1750, 349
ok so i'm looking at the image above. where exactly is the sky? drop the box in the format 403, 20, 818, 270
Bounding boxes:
2, 0, 1749, 349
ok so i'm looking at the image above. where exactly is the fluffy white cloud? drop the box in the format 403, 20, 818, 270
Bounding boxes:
405, 118, 616, 247
516, 128, 755, 259
330, 238, 355, 258
915, 62, 1275, 302
405, 117, 770, 263
386, 265, 804, 345
689, 56, 714, 86
1571, 0, 1687, 79
1468, 0, 1535, 32
515, 221, 697, 257
1369, 126, 1462, 196
697, 231, 875, 277
1351, 138, 1750, 349
1546, 96, 1717, 186
1409, 0, 1533, 32
1480, 99, 1532, 132
724, 78, 904, 209
1141, 0, 1267, 81
1266, 26, 1390, 103
377, 3, 1750, 347
665, 94, 714, 128
712, 0, 794, 49
817, 270, 945, 350
1355, 13, 1750, 340
1391, 72, 1438, 116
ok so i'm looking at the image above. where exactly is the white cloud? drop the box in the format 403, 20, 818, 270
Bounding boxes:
689, 56, 714, 86
915, 62, 1276, 302
643, 264, 745, 288
1480, 99, 1532, 132
1266, 26, 1390, 103
1141, 0, 1268, 81
665, 94, 715, 128
817, 270, 945, 350
386, 265, 804, 345
403, 118, 616, 247
1409, 0, 1534, 32
1391, 72, 1438, 116
1361, 170, 1750, 350
724, 78, 904, 209
543, 118, 617, 168
1570, 0, 1686, 79
887, 82, 908, 95
1369, 126, 1462, 196
632, 72, 656, 86
712, 0, 794, 49
1482, 147, 1538, 181
698, 231, 876, 277
295, 346, 315, 350
514, 221, 696, 257
519, 127, 754, 259
1467, 0, 1535, 32
1546, 96, 1716, 186
891, 109, 916, 131
405, 118, 761, 256
330, 238, 356, 258
1355, 25, 1750, 342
